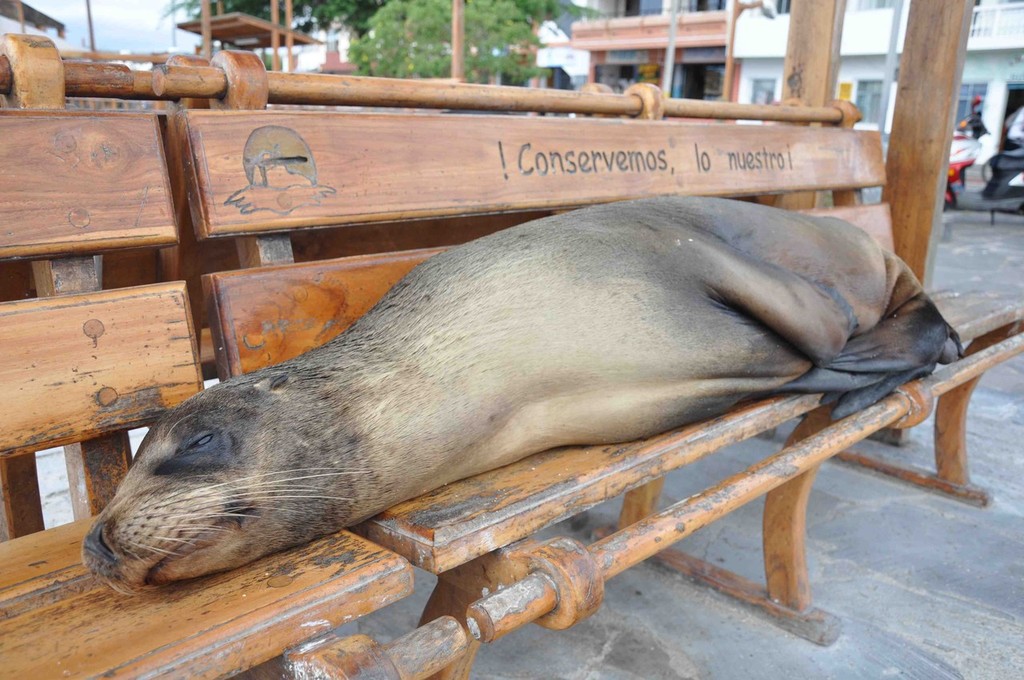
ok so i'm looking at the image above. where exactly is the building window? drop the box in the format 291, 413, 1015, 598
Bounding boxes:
625, 0, 664, 16
686, 0, 727, 10
751, 78, 776, 105
855, 80, 883, 124
956, 83, 988, 124
849, 0, 895, 10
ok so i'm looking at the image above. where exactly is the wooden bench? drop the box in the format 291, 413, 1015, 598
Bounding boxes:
184, 66, 1022, 675
0, 37, 414, 676
0, 285, 412, 678
2, 1, 1015, 675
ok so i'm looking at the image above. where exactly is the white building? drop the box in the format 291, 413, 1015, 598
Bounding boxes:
734, 0, 1024, 162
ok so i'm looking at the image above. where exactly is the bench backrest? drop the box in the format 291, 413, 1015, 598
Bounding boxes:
0, 110, 176, 261
206, 204, 894, 380
0, 105, 185, 538
179, 109, 884, 239
0, 283, 202, 455
197, 105, 893, 380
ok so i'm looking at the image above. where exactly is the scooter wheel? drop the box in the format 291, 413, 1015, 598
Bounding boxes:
981, 159, 994, 183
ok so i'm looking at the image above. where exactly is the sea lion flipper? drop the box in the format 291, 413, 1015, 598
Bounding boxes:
783, 293, 961, 417
826, 294, 961, 374
830, 366, 934, 420
706, 249, 857, 366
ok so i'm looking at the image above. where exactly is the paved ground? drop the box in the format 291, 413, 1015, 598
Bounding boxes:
36, 209, 1024, 679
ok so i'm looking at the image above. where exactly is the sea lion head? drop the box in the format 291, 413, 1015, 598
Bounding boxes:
81, 370, 363, 592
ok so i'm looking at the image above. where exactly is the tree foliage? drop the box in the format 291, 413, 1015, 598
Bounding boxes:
167, 0, 583, 82
350, 0, 561, 83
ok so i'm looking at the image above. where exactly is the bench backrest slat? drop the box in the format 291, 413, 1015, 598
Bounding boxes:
205, 204, 895, 379
0, 283, 202, 454
0, 111, 177, 260
804, 203, 894, 251
206, 247, 442, 377
182, 110, 885, 238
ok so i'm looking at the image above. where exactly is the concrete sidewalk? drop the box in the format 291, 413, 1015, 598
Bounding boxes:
35, 209, 1024, 679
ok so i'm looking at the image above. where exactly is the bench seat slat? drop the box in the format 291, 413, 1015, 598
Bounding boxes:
0, 283, 203, 454
0, 520, 413, 679
933, 291, 1024, 342
352, 395, 822, 573
183, 110, 885, 238
0, 111, 176, 261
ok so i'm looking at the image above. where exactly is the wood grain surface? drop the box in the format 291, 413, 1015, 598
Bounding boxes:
205, 248, 442, 377
182, 110, 885, 237
803, 203, 894, 251
0, 111, 176, 260
0, 283, 202, 454
0, 519, 413, 679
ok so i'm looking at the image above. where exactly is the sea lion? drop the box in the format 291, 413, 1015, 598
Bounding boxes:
82, 196, 961, 591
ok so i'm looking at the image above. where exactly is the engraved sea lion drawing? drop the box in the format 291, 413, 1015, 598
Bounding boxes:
82, 197, 961, 590
224, 125, 336, 216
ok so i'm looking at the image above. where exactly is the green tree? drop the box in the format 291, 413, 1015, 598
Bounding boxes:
166, 0, 387, 37
349, 0, 556, 83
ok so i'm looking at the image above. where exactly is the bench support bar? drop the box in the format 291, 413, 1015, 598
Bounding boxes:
830, 323, 1020, 506
651, 548, 841, 646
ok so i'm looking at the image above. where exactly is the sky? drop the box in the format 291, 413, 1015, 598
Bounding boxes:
27, 0, 201, 53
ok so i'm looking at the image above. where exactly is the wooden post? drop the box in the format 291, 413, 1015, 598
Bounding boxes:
285, 0, 295, 72
722, 0, 742, 103
883, 0, 974, 284
271, 0, 281, 72
200, 0, 212, 60
775, 0, 846, 210
452, 0, 465, 81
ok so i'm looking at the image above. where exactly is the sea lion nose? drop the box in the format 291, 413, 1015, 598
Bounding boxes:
84, 521, 118, 565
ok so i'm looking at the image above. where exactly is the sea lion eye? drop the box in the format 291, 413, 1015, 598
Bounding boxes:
187, 433, 215, 450
153, 431, 232, 476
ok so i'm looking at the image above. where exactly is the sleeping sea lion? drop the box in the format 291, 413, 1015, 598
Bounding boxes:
82, 196, 961, 590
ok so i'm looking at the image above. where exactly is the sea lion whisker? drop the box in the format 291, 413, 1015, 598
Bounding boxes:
221, 486, 337, 497
149, 536, 199, 546
218, 474, 366, 490
238, 494, 353, 501
224, 481, 341, 490
198, 468, 367, 491
101, 577, 138, 597
122, 537, 179, 557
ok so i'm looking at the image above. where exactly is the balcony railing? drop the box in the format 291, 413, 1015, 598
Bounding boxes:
969, 3, 1024, 47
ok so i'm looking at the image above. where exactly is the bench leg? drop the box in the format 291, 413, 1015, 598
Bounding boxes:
419, 577, 482, 680
64, 431, 132, 519
418, 545, 534, 680
0, 455, 45, 541
603, 409, 840, 645
617, 477, 665, 529
834, 326, 1017, 507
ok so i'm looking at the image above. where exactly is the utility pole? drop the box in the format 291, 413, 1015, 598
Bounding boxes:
661, 0, 680, 96
878, 0, 905, 142
85, 0, 96, 52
